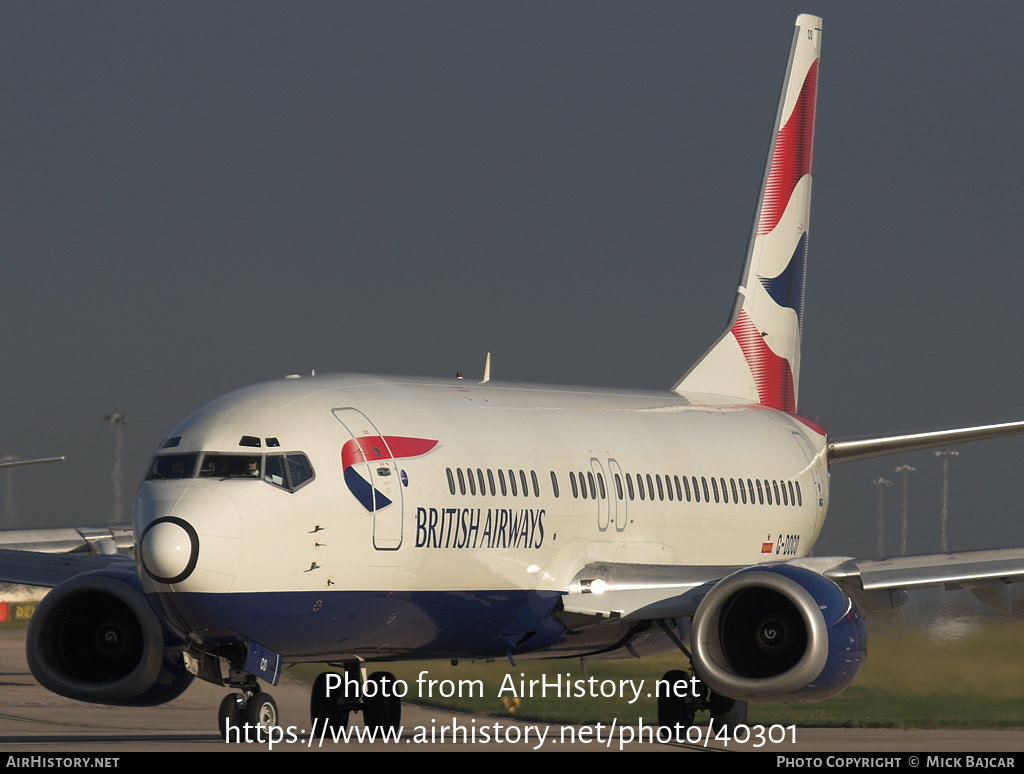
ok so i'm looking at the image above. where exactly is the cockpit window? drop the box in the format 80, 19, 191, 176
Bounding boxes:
146, 450, 314, 492
265, 453, 315, 492
147, 454, 198, 480
198, 454, 262, 478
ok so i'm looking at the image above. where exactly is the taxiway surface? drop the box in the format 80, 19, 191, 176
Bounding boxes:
1, 628, 1021, 753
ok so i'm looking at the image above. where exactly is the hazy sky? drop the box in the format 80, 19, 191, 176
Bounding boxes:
2, 2, 1024, 560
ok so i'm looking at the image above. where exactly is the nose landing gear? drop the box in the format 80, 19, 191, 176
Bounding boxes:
218, 687, 279, 741
217, 662, 402, 743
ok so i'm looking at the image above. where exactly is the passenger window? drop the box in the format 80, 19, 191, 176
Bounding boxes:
498, 469, 507, 496
550, 471, 559, 498
531, 470, 540, 497
569, 471, 579, 498
446, 468, 456, 495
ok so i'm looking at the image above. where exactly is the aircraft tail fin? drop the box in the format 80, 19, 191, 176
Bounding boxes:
674, 14, 821, 412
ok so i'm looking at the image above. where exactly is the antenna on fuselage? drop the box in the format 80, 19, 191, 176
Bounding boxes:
480, 352, 491, 384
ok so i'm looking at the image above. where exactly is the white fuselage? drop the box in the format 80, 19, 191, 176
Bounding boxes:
135, 373, 829, 661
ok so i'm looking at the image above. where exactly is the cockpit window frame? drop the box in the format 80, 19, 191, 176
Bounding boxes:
146, 450, 315, 494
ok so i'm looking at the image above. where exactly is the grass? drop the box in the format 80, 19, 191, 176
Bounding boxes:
288, 619, 1024, 728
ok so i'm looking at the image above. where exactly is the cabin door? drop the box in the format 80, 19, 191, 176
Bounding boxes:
332, 407, 404, 551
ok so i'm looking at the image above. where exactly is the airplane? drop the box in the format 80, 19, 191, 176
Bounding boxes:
6, 13, 1024, 741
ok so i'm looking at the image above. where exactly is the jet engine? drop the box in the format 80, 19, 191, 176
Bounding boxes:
691, 564, 866, 703
27, 566, 194, 706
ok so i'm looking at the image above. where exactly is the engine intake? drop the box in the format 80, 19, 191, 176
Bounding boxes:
691, 564, 866, 703
27, 566, 193, 706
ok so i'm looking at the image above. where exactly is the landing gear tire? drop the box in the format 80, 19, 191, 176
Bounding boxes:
218, 692, 246, 740
657, 669, 697, 730
246, 691, 279, 733
311, 671, 351, 732
362, 671, 401, 733
709, 692, 748, 732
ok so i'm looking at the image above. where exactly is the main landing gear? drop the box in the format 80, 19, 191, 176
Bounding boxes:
655, 666, 748, 732
310, 664, 402, 737
653, 620, 747, 733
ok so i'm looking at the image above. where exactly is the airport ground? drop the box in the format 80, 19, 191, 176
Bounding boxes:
0, 628, 1022, 753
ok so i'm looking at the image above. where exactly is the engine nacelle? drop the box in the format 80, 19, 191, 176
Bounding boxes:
691, 564, 866, 703
27, 566, 194, 706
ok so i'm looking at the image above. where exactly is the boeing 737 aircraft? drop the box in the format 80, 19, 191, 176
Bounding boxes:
6, 14, 1024, 739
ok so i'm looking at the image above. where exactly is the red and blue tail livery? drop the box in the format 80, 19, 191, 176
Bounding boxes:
676, 15, 820, 413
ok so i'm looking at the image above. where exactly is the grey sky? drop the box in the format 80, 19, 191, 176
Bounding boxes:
2, 2, 1023, 560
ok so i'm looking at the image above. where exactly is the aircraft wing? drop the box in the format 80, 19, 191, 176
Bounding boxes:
560, 563, 741, 625
560, 547, 1024, 624
0, 526, 135, 588
828, 420, 1024, 464
821, 548, 1024, 613
0, 548, 132, 588
0, 456, 65, 470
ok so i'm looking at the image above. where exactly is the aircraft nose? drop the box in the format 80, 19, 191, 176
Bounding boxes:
139, 517, 199, 584
135, 482, 241, 591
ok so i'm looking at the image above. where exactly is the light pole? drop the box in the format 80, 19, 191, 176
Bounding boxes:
872, 477, 892, 555
894, 464, 915, 555
1, 455, 14, 526
105, 413, 128, 524
933, 449, 958, 552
